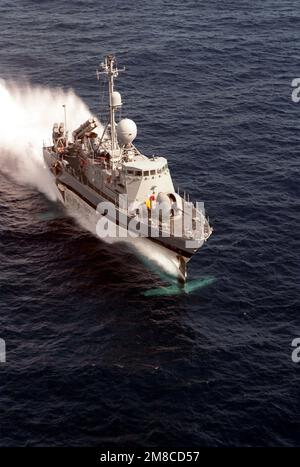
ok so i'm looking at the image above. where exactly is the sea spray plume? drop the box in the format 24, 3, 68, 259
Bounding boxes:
0, 79, 93, 200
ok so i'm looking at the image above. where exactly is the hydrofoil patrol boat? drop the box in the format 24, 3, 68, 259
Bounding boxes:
43, 55, 212, 282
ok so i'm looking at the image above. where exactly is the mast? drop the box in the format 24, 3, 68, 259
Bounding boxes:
108, 55, 117, 150
62, 104, 67, 141
97, 54, 123, 151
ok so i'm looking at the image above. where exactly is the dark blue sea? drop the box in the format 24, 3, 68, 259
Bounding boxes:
0, 0, 299, 447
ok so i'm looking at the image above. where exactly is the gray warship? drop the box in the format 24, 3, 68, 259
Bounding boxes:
43, 55, 212, 282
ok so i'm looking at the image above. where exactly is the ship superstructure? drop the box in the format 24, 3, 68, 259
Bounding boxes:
43, 55, 212, 282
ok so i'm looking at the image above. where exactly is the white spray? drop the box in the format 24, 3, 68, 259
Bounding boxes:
0, 79, 93, 200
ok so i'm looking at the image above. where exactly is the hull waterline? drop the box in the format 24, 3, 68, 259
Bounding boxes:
56, 181, 188, 283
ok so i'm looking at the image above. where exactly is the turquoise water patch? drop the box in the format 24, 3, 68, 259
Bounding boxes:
143, 277, 215, 297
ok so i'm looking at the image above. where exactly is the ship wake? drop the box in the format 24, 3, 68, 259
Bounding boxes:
0, 79, 93, 200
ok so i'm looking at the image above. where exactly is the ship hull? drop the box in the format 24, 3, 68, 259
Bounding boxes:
43, 147, 209, 282
56, 181, 189, 282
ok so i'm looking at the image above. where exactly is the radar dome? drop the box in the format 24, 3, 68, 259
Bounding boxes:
112, 91, 122, 107
117, 118, 137, 145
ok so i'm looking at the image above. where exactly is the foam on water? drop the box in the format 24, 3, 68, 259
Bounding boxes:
0, 79, 92, 200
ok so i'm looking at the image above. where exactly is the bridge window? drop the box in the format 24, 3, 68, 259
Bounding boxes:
135, 170, 142, 176
143, 170, 149, 176
150, 170, 156, 175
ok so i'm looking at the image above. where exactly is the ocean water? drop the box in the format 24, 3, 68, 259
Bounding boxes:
0, 0, 299, 447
